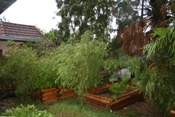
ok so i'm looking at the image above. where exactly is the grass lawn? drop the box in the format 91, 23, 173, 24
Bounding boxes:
3, 97, 163, 117
2, 98, 155, 117
34, 99, 140, 117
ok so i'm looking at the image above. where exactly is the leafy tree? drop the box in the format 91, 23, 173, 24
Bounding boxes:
55, 0, 115, 42
114, 0, 140, 29
50, 31, 108, 96
49, 30, 125, 97
44, 29, 60, 45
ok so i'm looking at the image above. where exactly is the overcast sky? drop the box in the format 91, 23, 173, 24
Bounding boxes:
0, 0, 60, 32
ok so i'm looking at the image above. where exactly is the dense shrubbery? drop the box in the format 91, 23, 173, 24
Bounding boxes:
0, 31, 122, 99
1, 45, 59, 99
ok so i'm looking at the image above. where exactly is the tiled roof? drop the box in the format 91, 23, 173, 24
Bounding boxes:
0, 21, 48, 42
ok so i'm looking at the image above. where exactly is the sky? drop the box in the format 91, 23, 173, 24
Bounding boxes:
0, 0, 60, 32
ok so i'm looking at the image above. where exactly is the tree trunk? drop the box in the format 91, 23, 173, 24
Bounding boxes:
141, 0, 144, 19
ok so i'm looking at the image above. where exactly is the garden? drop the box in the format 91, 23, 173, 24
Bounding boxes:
0, 27, 174, 117
1, 0, 175, 117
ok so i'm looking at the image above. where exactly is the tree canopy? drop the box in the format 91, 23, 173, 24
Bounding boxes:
55, 0, 116, 42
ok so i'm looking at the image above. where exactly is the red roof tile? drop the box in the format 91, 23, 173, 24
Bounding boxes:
0, 21, 48, 42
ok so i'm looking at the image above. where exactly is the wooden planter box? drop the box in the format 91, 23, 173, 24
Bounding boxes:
170, 110, 175, 117
34, 87, 77, 104
59, 87, 77, 99
41, 87, 60, 104
84, 84, 142, 111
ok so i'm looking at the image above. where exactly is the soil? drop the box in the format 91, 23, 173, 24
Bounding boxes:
114, 99, 163, 117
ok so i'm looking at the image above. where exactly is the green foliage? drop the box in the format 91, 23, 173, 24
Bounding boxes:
5, 45, 39, 97
43, 30, 135, 98
3, 45, 59, 99
44, 29, 59, 45
50, 31, 110, 96
143, 24, 175, 59
27, 41, 54, 56
34, 54, 60, 89
109, 78, 129, 95
131, 22, 175, 114
0, 56, 14, 89
0, 31, 129, 99
7, 40, 15, 46
106, 38, 122, 58
2, 104, 53, 117
56, 0, 114, 42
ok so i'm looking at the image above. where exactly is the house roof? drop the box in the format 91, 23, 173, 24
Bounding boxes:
0, 21, 48, 42
0, 0, 16, 14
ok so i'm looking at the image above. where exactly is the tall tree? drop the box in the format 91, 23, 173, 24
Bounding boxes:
115, 0, 169, 56
55, 0, 116, 42
114, 0, 140, 29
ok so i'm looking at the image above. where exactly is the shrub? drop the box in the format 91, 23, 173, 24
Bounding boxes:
3, 45, 59, 99
2, 104, 53, 117
109, 78, 129, 95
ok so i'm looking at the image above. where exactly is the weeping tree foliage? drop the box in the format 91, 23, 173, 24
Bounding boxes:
131, 21, 175, 115
48, 31, 128, 97
55, 0, 117, 42
49, 31, 108, 96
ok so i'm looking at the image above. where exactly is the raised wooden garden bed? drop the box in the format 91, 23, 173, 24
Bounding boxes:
170, 110, 175, 117
41, 87, 60, 104
59, 87, 77, 100
35, 87, 77, 104
88, 84, 112, 94
84, 84, 142, 111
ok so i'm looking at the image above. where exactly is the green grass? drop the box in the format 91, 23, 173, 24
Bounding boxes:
35, 99, 126, 117
3, 98, 141, 117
